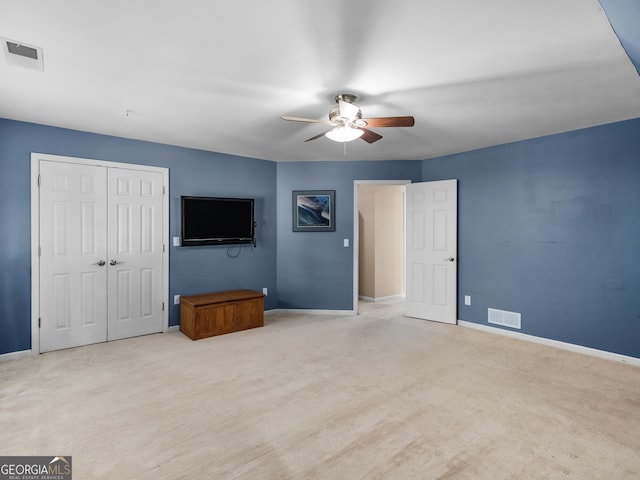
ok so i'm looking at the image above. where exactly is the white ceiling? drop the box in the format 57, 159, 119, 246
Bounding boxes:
1, 0, 640, 162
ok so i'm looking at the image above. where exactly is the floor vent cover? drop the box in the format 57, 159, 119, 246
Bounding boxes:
488, 308, 521, 329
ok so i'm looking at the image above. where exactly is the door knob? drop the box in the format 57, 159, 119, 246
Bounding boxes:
109, 259, 120, 266
446, 257, 455, 262
92, 260, 106, 266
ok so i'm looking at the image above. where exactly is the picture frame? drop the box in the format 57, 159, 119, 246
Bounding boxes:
292, 190, 336, 232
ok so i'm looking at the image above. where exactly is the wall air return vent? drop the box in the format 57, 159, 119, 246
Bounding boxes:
488, 308, 521, 329
1, 37, 44, 71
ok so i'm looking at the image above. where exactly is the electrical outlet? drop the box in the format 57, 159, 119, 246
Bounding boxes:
464, 295, 471, 306
262, 287, 268, 296
174, 294, 181, 305
172, 237, 180, 246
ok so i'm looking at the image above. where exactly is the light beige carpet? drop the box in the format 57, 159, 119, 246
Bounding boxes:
1, 301, 639, 479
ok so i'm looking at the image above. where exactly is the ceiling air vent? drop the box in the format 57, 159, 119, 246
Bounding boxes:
1, 37, 44, 71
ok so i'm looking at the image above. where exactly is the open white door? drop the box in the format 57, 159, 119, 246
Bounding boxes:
405, 179, 457, 324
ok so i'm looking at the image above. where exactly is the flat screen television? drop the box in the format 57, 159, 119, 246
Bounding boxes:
181, 196, 255, 246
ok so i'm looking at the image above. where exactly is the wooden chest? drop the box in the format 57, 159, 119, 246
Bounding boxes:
179, 289, 265, 340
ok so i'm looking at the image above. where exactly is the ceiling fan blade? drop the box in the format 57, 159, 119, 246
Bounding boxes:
361, 116, 415, 128
304, 131, 329, 142
359, 128, 383, 144
338, 100, 360, 121
281, 115, 334, 125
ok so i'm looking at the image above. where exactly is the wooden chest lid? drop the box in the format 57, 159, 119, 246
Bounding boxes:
180, 289, 265, 307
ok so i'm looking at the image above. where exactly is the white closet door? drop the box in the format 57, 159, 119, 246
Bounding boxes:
107, 168, 164, 340
38, 160, 165, 352
39, 161, 108, 352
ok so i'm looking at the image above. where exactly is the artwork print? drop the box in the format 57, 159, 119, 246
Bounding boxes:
292, 190, 335, 232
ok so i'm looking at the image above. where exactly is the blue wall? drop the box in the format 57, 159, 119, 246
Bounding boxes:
600, 0, 640, 75
422, 118, 640, 358
0, 119, 277, 355
2, 116, 639, 359
276, 160, 421, 310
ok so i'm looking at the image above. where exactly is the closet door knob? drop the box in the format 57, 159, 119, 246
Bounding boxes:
92, 260, 106, 266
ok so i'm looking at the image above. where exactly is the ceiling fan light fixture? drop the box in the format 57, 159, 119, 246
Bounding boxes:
325, 126, 364, 142
281, 93, 413, 145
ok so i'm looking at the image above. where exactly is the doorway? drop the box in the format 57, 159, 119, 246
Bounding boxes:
353, 180, 410, 314
31, 153, 169, 353
353, 179, 458, 323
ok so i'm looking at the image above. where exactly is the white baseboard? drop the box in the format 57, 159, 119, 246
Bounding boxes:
169, 309, 343, 328
0, 349, 33, 362
266, 308, 355, 316
359, 294, 405, 303
458, 320, 640, 367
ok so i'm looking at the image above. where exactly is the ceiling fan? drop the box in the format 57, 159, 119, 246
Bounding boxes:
281, 93, 414, 144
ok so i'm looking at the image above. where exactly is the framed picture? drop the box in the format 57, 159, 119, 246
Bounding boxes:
292, 190, 336, 232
